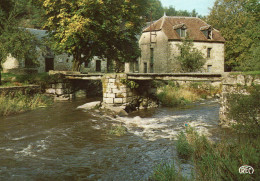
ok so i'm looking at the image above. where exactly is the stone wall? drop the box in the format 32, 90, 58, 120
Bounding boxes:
168, 41, 224, 73
138, 30, 225, 73
102, 74, 158, 111
139, 31, 169, 73
219, 74, 260, 127
102, 74, 133, 105
0, 85, 41, 95
45, 82, 74, 101
2, 53, 107, 74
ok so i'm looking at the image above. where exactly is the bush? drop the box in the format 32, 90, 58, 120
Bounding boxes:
108, 124, 127, 136
0, 91, 52, 116
176, 38, 206, 72
156, 84, 199, 107
150, 162, 188, 181
184, 127, 260, 181
228, 85, 260, 135
176, 131, 194, 160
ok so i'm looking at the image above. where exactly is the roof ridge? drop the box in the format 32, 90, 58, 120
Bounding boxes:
160, 14, 167, 29
166, 16, 199, 19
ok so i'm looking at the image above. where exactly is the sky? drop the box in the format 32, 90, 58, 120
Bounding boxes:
160, 0, 216, 16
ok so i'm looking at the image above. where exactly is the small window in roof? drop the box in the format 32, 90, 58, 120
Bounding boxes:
200, 25, 212, 39
202, 30, 212, 39
174, 24, 187, 38
176, 28, 186, 38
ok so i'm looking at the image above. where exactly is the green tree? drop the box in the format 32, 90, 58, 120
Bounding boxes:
14, 0, 46, 29
164, 6, 200, 17
228, 85, 260, 136
0, 0, 39, 85
147, 0, 164, 20
176, 38, 206, 72
207, 0, 260, 71
41, 0, 149, 72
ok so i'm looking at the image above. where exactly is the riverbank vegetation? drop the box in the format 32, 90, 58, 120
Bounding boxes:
151, 85, 260, 180
108, 124, 127, 136
155, 81, 220, 107
0, 92, 53, 116
151, 127, 260, 180
1, 72, 66, 90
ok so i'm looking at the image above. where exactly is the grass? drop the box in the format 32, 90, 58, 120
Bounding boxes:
0, 92, 53, 116
108, 124, 127, 136
156, 82, 220, 107
230, 71, 260, 76
150, 162, 188, 181
151, 126, 260, 181
1, 73, 49, 87
185, 127, 260, 181
157, 85, 199, 107
176, 131, 194, 160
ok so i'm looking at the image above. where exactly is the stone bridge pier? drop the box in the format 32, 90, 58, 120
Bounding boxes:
102, 74, 134, 106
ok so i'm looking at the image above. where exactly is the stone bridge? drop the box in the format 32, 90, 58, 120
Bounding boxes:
63, 73, 223, 105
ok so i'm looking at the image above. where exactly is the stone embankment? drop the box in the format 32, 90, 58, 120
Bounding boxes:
219, 74, 260, 127
45, 82, 74, 101
0, 85, 40, 94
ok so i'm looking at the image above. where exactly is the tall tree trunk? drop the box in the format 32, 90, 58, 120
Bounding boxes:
72, 60, 81, 72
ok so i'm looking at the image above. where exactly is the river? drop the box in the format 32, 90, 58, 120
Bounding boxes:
0, 98, 230, 180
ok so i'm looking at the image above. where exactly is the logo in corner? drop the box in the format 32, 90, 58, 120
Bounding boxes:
239, 165, 254, 174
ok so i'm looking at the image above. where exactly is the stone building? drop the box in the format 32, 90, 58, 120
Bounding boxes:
2, 28, 107, 74
135, 15, 225, 73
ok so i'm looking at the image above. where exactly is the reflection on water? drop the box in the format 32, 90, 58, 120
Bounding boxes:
0, 98, 230, 180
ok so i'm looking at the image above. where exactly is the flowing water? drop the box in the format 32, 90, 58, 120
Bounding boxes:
0, 98, 231, 180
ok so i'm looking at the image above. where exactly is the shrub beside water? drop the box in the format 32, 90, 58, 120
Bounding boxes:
150, 162, 188, 181
176, 131, 194, 160
0, 92, 53, 116
152, 127, 260, 180
108, 124, 127, 136
228, 85, 260, 135
155, 81, 220, 107
157, 85, 199, 107
185, 127, 260, 181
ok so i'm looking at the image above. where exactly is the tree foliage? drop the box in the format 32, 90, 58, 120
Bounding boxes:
41, 0, 149, 72
207, 0, 260, 71
147, 0, 202, 21
176, 38, 206, 72
228, 85, 260, 136
14, 0, 46, 29
0, 0, 39, 84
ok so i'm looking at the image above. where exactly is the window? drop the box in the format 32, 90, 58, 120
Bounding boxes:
207, 48, 212, 58
174, 24, 187, 38
207, 65, 212, 72
202, 30, 212, 39
134, 60, 139, 72
144, 62, 147, 73
150, 48, 154, 64
150, 63, 154, 73
96, 60, 101, 72
176, 28, 186, 38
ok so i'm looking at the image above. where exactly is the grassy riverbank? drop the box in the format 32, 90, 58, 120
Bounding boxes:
151, 127, 260, 181
156, 82, 220, 107
0, 92, 53, 116
151, 86, 260, 180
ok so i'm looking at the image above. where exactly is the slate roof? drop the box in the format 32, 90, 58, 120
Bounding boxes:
143, 16, 225, 43
25, 28, 48, 40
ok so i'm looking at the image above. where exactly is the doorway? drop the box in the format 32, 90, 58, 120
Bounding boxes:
96, 60, 101, 72
45, 58, 54, 72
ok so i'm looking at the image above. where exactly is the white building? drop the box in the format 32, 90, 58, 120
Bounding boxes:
2, 28, 107, 74
136, 15, 225, 73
